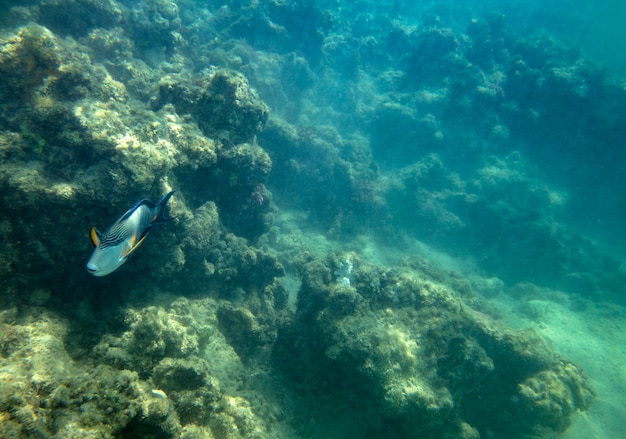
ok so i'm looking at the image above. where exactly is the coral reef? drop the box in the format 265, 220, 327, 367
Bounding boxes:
152, 69, 268, 145
0, 307, 181, 438
93, 297, 274, 438
518, 360, 595, 433
273, 254, 594, 438
0, 12, 286, 435
0, 297, 276, 438
0, 19, 279, 293
0, 0, 619, 438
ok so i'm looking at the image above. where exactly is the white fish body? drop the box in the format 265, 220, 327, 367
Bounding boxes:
86, 191, 175, 277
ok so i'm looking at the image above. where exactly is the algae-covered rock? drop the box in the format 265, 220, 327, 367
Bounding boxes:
37, 0, 125, 37
96, 304, 201, 372
518, 360, 596, 432
0, 22, 279, 294
0, 307, 182, 438
172, 199, 283, 292
152, 357, 222, 426
217, 303, 276, 363
210, 395, 267, 439
274, 253, 594, 438
92, 297, 271, 438
0, 298, 275, 438
0, 22, 127, 106
127, 0, 181, 52
94, 296, 260, 375
258, 117, 383, 237
0, 23, 62, 102
153, 69, 269, 145
211, 143, 274, 240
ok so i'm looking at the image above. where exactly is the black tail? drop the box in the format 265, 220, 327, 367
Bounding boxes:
155, 190, 176, 223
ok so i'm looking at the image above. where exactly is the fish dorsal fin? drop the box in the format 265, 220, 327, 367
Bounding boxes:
122, 234, 148, 258
90, 227, 101, 247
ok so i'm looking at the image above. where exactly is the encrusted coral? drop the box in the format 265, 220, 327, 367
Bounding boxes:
0, 24, 62, 101
217, 303, 276, 363
153, 69, 269, 145
0, 20, 281, 293
0, 1, 617, 438
0, 307, 181, 437
274, 254, 594, 438
152, 357, 221, 426
95, 305, 200, 372
518, 360, 596, 432
89, 297, 271, 437
0, 297, 275, 438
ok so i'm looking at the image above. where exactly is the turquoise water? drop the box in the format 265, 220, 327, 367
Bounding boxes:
0, 1, 625, 438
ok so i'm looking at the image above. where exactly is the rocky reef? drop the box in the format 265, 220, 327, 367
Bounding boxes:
0, 255, 594, 438
273, 253, 594, 438
0, 8, 284, 436
0, 19, 278, 295
0, 298, 278, 438
0, 0, 612, 438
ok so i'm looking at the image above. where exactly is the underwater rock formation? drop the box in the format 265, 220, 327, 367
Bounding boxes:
0, 20, 278, 293
274, 254, 594, 438
152, 69, 268, 145
0, 1, 620, 438
151, 70, 275, 240
0, 307, 181, 438
0, 296, 274, 438
92, 297, 273, 438
259, 116, 384, 237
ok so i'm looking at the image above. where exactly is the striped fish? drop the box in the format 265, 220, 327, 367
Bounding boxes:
86, 190, 176, 276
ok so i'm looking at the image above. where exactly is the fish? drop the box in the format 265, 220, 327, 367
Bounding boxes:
86, 190, 176, 276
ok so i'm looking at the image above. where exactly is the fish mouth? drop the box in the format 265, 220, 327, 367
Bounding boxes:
86, 262, 99, 274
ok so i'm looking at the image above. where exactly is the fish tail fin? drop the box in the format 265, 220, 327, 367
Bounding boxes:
155, 190, 176, 223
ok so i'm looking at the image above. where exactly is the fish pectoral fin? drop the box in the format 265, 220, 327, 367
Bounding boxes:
122, 234, 148, 258
90, 227, 101, 247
